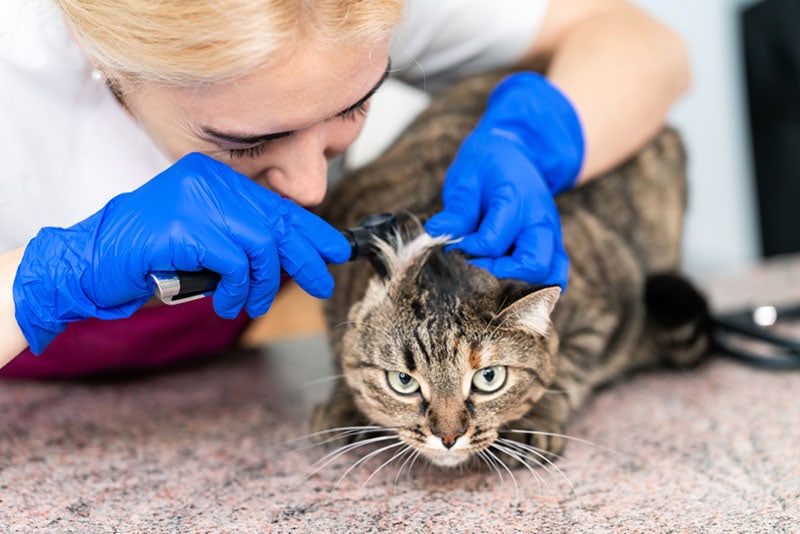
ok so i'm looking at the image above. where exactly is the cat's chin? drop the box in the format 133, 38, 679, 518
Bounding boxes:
424, 451, 471, 468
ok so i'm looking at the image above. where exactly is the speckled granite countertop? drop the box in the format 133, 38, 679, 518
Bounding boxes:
2, 257, 799, 533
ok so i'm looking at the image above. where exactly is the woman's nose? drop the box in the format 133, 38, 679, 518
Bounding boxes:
259, 134, 328, 206
262, 162, 328, 208
258, 119, 364, 207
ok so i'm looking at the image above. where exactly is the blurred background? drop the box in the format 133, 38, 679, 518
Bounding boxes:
636, 0, 796, 280
349, 0, 793, 283
637, 0, 757, 279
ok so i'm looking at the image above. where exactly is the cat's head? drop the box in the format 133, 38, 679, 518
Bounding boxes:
340, 232, 560, 467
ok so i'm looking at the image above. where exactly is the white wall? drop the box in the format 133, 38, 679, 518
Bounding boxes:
634, 0, 762, 278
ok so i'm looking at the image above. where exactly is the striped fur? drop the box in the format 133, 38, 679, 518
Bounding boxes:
311, 70, 710, 467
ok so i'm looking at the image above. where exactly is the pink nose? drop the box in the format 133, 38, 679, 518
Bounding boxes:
438, 433, 462, 449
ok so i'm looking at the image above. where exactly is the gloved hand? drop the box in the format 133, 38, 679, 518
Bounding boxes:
425, 72, 584, 289
14, 152, 351, 354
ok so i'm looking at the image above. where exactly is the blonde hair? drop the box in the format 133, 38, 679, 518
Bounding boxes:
54, 0, 404, 86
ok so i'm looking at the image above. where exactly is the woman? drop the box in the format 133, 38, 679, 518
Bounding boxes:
0, 0, 690, 377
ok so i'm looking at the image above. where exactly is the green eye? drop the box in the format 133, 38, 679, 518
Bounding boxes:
471, 366, 507, 393
386, 371, 420, 395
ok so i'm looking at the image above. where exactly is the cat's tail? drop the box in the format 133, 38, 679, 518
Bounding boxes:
643, 273, 713, 367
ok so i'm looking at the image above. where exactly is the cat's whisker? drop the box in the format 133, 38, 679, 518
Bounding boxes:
295, 429, 382, 452
496, 436, 567, 466
333, 319, 393, 339
492, 440, 546, 473
495, 438, 573, 496
481, 293, 513, 340
483, 448, 521, 506
372, 305, 396, 327
476, 449, 505, 485
305, 434, 400, 481
495, 438, 563, 476
266, 426, 387, 462
484, 314, 509, 341
489, 441, 548, 497
394, 449, 422, 492
296, 373, 345, 389
360, 444, 414, 489
282, 425, 387, 451
497, 437, 581, 508
335, 440, 405, 489
303, 424, 388, 439
331, 318, 363, 333
503, 428, 622, 457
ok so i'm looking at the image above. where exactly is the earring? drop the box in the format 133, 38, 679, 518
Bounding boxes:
90, 68, 106, 84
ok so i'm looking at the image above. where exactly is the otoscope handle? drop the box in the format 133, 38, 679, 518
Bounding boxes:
150, 212, 397, 304
150, 269, 222, 304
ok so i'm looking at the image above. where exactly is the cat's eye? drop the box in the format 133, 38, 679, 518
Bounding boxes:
386, 371, 420, 395
471, 366, 507, 393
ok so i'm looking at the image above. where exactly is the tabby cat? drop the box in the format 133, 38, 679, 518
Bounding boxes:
312, 70, 709, 469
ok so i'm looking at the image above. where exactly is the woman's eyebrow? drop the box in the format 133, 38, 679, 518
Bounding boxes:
336, 60, 391, 117
202, 60, 392, 145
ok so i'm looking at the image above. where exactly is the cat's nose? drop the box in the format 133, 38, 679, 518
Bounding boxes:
433, 429, 465, 449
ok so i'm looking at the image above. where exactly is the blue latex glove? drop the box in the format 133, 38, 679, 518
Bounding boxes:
425, 72, 584, 289
14, 152, 351, 354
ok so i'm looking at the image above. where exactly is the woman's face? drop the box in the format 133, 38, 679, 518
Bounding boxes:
118, 41, 391, 207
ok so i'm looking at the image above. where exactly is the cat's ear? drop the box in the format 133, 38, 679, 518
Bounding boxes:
496, 285, 561, 337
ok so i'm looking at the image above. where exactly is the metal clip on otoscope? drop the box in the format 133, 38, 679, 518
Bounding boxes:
149, 212, 397, 305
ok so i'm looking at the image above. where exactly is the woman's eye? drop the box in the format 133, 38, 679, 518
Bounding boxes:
225, 132, 293, 159
337, 99, 370, 121
386, 371, 420, 395
228, 143, 268, 159
471, 366, 507, 393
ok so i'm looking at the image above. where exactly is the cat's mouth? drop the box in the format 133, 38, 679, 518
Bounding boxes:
418, 434, 477, 467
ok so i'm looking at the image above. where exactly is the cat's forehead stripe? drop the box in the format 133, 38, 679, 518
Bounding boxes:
468, 347, 482, 369
412, 329, 431, 365
403, 346, 416, 372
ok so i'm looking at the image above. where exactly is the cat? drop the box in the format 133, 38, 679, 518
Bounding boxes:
311, 70, 710, 469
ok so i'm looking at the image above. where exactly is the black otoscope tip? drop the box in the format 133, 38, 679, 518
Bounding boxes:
342, 212, 398, 260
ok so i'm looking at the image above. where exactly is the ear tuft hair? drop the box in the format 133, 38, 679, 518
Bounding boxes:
497, 285, 561, 337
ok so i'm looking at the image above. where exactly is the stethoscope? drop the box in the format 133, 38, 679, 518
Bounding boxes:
712, 303, 800, 369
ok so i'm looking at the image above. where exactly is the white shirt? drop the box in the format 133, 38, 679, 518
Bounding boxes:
0, 0, 548, 252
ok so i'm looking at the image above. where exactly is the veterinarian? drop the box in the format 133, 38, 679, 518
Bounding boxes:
0, 0, 689, 377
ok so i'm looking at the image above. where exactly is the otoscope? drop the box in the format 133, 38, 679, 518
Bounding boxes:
149, 212, 397, 304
